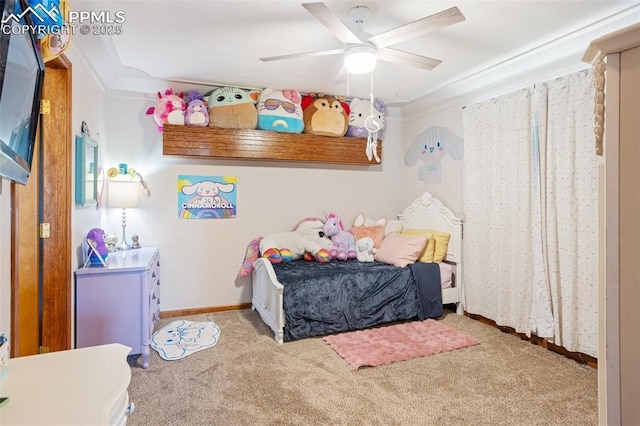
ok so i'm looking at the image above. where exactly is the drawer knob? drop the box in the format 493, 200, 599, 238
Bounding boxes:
126, 402, 135, 416
152, 272, 157, 278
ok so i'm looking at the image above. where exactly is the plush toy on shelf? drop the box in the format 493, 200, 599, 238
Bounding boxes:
146, 89, 186, 132
184, 90, 209, 127
323, 212, 357, 260
207, 86, 261, 129
356, 237, 376, 262
302, 93, 350, 137
256, 88, 304, 133
259, 218, 333, 264
345, 97, 386, 139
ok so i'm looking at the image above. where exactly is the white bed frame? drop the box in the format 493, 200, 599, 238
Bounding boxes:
251, 192, 464, 344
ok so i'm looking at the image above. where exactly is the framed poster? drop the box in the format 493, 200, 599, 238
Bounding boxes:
178, 175, 237, 219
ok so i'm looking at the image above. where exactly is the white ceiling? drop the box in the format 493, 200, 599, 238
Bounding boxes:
73, 1, 640, 112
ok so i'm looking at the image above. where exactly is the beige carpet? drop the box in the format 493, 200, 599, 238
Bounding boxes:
127, 309, 597, 426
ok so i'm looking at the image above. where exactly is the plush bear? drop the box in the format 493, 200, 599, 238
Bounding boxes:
257, 88, 304, 133
301, 93, 350, 137
207, 86, 261, 129
356, 237, 376, 262
323, 212, 357, 260
259, 218, 333, 263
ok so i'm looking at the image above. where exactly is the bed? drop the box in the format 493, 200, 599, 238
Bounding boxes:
251, 192, 463, 344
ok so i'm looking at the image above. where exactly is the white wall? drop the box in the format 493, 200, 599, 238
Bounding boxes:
66, 47, 109, 270
104, 93, 405, 311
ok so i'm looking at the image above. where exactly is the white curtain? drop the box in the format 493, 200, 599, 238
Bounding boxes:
462, 69, 598, 357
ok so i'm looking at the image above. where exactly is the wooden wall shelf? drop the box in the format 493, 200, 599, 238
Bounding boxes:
162, 125, 382, 165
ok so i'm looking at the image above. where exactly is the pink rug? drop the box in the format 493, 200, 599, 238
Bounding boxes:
323, 319, 480, 369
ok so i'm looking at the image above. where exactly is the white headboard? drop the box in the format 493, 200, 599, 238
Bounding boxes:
397, 192, 463, 265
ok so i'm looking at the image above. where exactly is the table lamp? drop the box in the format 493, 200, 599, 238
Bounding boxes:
108, 180, 139, 251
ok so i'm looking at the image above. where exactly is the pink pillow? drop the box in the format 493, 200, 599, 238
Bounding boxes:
374, 234, 429, 267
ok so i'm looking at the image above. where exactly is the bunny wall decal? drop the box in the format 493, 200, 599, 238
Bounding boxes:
404, 126, 464, 184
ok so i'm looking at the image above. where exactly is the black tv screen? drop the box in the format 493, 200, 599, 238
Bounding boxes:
0, 0, 45, 185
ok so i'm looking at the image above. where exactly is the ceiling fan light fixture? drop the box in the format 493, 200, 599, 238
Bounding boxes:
344, 45, 376, 74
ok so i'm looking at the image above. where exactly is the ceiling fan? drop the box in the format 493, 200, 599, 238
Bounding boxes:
260, 2, 465, 74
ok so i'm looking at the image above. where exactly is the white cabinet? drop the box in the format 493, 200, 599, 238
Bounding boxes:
0, 344, 133, 425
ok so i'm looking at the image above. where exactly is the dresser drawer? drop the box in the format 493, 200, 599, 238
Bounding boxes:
110, 391, 130, 425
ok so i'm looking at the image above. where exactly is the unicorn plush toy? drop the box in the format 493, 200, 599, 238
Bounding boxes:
260, 218, 333, 263
323, 212, 357, 260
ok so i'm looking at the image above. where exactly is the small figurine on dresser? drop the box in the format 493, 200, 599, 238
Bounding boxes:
104, 233, 119, 253
131, 234, 141, 249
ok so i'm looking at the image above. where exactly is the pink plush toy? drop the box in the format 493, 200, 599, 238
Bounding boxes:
145, 89, 186, 132
323, 212, 357, 260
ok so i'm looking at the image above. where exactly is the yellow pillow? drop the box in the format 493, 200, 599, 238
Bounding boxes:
400, 229, 434, 262
401, 229, 451, 263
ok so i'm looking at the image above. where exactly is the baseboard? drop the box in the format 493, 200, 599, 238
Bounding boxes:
465, 312, 598, 369
159, 303, 253, 318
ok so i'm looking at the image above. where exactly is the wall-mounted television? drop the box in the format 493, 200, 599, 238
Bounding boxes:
0, 0, 46, 185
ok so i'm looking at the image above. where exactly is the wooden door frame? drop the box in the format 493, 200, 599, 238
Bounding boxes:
10, 54, 72, 356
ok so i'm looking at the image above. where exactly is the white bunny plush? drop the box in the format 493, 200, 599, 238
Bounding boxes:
356, 237, 376, 262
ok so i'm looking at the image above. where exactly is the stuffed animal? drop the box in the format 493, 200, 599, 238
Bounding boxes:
260, 218, 332, 263
184, 90, 209, 127
302, 93, 350, 137
353, 213, 402, 236
323, 212, 357, 260
86, 228, 109, 264
207, 86, 261, 129
356, 237, 376, 262
145, 89, 186, 132
257, 88, 304, 133
345, 98, 386, 139
238, 237, 263, 278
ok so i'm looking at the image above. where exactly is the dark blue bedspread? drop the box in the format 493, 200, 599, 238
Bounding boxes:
272, 260, 442, 341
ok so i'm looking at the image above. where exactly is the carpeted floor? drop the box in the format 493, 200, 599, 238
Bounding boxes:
127, 309, 597, 426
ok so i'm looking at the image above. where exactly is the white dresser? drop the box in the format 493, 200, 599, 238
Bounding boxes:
0, 344, 133, 425
75, 247, 161, 368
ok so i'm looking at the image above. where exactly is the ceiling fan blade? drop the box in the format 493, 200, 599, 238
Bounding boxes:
302, 2, 362, 45
376, 48, 442, 71
368, 6, 465, 48
333, 65, 348, 85
260, 48, 345, 62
